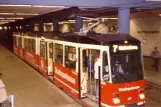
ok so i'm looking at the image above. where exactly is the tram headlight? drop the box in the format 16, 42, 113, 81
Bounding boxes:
113, 93, 120, 104
139, 93, 145, 100
139, 89, 145, 100
113, 98, 120, 104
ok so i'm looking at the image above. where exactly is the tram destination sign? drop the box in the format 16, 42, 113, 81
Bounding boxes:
111, 45, 139, 53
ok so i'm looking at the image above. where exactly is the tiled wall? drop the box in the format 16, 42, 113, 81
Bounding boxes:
130, 17, 161, 56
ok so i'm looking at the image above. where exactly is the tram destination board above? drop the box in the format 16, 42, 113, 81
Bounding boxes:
110, 42, 141, 54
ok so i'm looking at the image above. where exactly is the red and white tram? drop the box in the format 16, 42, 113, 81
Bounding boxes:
13, 32, 145, 107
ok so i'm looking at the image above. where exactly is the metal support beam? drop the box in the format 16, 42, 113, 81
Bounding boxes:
53, 19, 59, 32
39, 21, 44, 33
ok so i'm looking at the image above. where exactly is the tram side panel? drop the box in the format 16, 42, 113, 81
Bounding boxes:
38, 38, 48, 78
18, 35, 25, 60
13, 35, 19, 56
53, 43, 79, 99
54, 63, 79, 98
24, 37, 38, 69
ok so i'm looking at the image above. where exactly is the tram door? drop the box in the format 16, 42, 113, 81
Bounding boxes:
80, 48, 88, 98
47, 42, 53, 79
80, 48, 100, 107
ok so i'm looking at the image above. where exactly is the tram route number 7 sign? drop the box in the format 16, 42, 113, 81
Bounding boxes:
113, 45, 138, 53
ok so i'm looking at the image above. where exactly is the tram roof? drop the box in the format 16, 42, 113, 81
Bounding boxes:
40, 32, 140, 45
14, 32, 140, 45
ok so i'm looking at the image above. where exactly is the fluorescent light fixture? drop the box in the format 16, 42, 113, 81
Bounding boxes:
0, 26, 2, 29
68, 20, 75, 22
46, 23, 53, 25
6, 17, 24, 19
32, 5, 65, 8
1, 20, 15, 22
0, 4, 31, 7
16, 13, 39, 15
9, 27, 11, 29
159, 14, 161, 16
0, 18, 5, 19
16, 26, 18, 29
83, 20, 91, 22
0, 13, 14, 15
102, 18, 118, 20
35, 24, 39, 25
4, 27, 7, 30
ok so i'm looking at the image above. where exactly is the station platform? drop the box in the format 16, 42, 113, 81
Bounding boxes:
144, 56, 161, 86
0, 45, 81, 107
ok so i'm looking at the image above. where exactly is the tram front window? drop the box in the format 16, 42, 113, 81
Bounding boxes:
111, 53, 144, 83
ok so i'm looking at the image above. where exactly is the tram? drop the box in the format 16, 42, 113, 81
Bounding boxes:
13, 31, 145, 107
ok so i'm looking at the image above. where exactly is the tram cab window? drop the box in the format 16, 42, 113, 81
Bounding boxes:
65, 46, 76, 70
40, 41, 46, 58
54, 44, 63, 65
24, 38, 28, 50
32, 39, 36, 53
102, 51, 110, 81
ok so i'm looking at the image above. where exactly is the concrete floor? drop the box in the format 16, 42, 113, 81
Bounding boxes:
0, 45, 81, 107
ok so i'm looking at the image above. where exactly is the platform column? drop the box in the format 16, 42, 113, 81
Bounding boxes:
118, 8, 130, 34
75, 17, 83, 31
53, 19, 59, 33
39, 21, 44, 33
29, 22, 34, 32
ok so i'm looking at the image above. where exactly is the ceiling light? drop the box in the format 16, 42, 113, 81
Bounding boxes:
46, 23, 53, 25
32, 5, 65, 8
0, 13, 14, 15
4, 27, 7, 30
68, 20, 75, 22
159, 14, 161, 16
16, 13, 39, 15
0, 22, 9, 25
0, 4, 31, 7
1, 20, 15, 22
0, 26, 2, 29
0, 18, 5, 19
6, 17, 24, 19
102, 18, 118, 20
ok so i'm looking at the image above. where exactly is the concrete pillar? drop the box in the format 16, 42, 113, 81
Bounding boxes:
29, 23, 34, 32
39, 21, 44, 33
53, 19, 59, 32
75, 17, 83, 31
118, 8, 130, 34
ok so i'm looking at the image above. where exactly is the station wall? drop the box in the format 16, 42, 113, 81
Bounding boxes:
130, 17, 161, 56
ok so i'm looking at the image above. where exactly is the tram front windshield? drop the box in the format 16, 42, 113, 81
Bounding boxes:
110, 45, 144, 83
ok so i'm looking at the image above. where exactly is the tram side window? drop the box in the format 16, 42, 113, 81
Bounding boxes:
13, 36, 17, 45
40, 41, 46, 58
18, 37, 22, 48
49, 43, 53, 58
24, 38, 28, 50
102, 51, 110, 81
28, 39, 32, 52
65, 46, 76, 70
32, 39, 36, 53
54, 44, 63, 65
